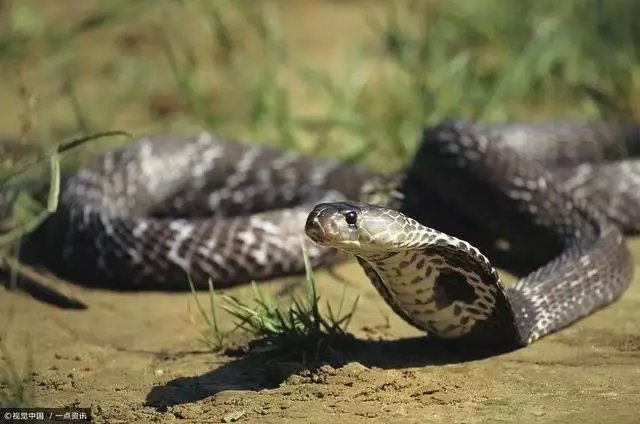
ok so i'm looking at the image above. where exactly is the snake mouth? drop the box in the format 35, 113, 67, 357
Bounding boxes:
305, 202, 361, 248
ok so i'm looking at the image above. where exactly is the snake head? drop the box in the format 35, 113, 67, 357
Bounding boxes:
305, 201, 413, 254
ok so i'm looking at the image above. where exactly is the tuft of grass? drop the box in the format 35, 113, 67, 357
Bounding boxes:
190, 238, 359, 361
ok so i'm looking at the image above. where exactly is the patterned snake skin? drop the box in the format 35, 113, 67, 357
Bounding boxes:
9, 121, 640, 348
24, 132, 381, 289
306, 121, 640, 348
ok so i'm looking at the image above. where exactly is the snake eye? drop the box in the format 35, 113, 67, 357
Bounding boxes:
344, 211, 358, 227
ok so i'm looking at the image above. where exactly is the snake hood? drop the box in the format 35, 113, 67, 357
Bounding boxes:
305, 199, 526, 347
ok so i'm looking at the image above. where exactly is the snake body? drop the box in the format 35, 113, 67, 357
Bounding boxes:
17, 121, 640, 347
27, 133, 381, 290
307, 121, 639, 348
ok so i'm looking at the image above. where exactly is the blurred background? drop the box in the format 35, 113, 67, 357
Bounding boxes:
1, 0, 639, 174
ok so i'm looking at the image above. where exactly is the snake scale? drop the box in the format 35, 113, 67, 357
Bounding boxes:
12, 120, 640, 349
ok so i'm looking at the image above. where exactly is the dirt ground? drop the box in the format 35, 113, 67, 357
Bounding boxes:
2, 238, 640, 424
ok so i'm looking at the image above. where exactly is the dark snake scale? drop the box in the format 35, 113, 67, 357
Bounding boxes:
13, 121, 640, 349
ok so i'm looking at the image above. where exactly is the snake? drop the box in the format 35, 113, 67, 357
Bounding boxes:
306, 121, 639, 349
6, 121, 639, 349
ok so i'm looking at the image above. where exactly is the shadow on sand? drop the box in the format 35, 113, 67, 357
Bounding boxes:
144, 335, 514, 410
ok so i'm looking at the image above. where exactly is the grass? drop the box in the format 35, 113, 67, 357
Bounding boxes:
3, 0, 639, 168
1, 0, 640, 381
189, 238, 359, 360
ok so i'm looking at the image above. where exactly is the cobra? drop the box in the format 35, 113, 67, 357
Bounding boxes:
4, 121, 638, 351
306, 121, 638, 349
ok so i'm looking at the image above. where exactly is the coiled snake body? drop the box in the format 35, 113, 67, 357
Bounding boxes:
20, 121, 640, 348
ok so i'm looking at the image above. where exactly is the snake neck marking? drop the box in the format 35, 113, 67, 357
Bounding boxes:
305, 201, 521, 346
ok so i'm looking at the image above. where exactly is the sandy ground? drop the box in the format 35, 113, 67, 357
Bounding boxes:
1, 238, 640, 424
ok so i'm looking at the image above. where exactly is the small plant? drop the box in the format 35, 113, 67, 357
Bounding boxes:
190, 238, 359, 360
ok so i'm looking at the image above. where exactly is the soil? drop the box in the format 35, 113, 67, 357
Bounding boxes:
2, 239, 640, 423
